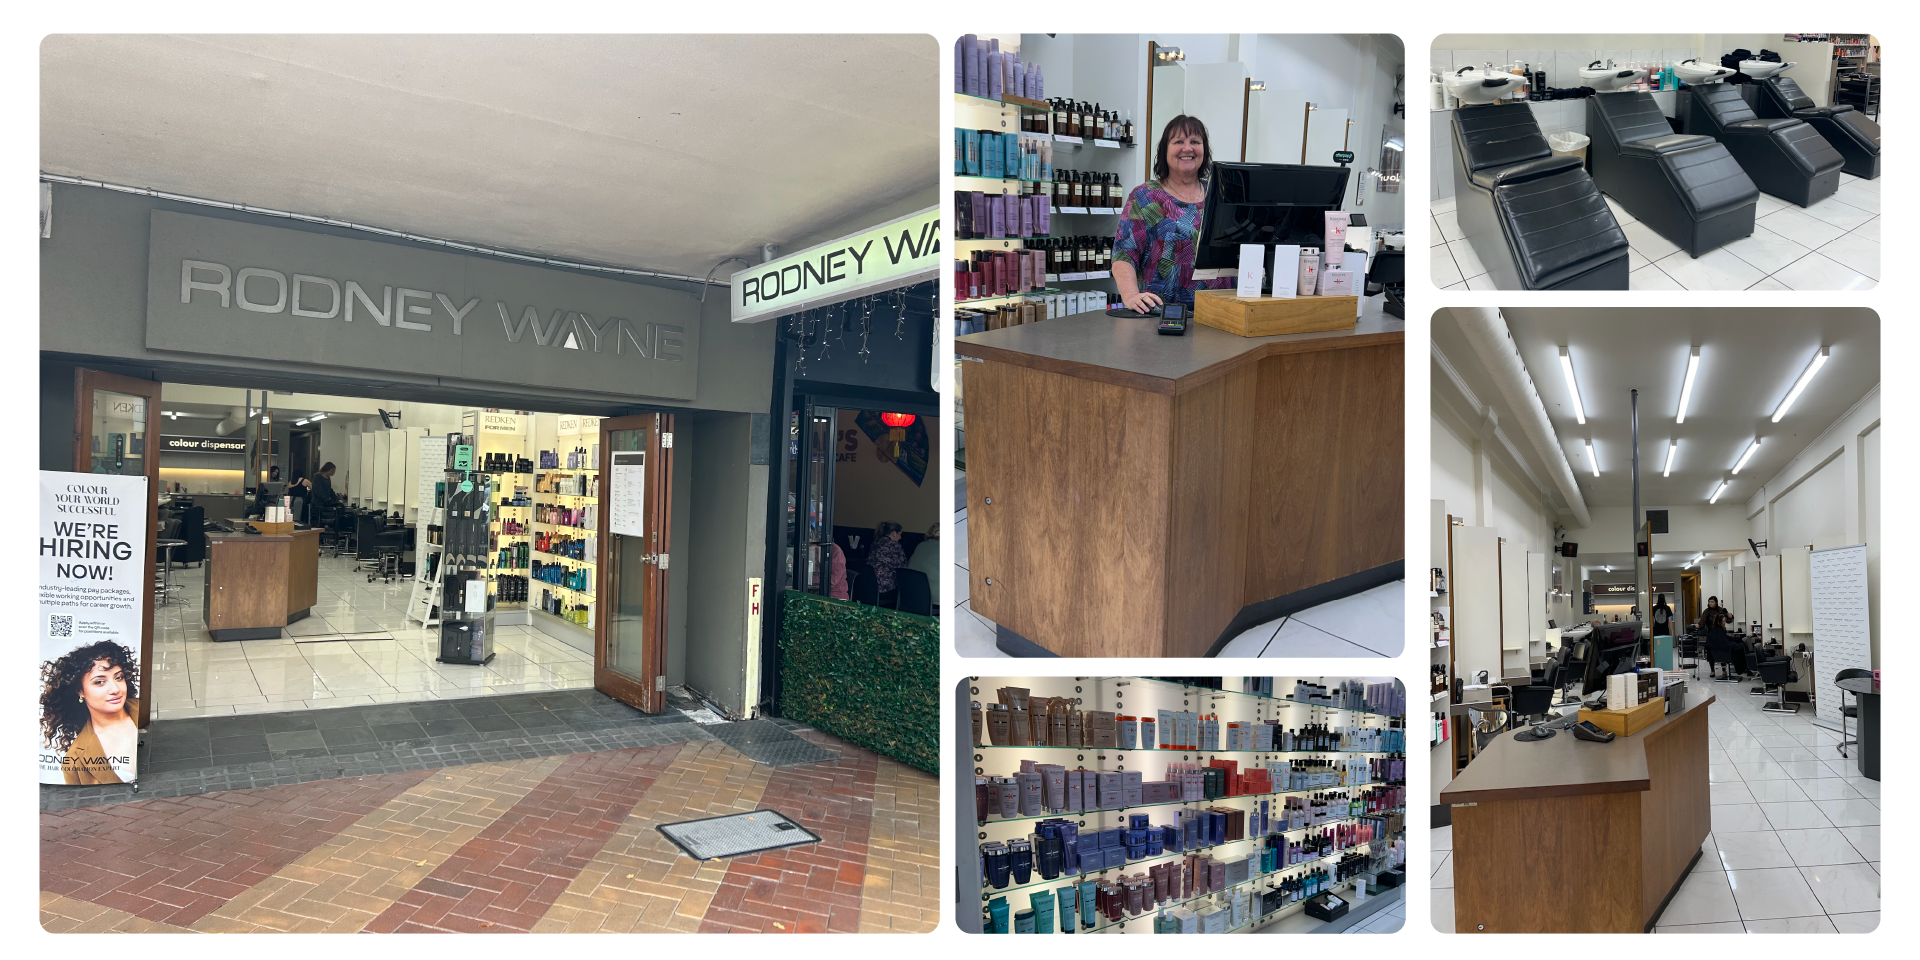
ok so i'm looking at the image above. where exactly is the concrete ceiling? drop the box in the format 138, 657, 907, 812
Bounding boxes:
1436, 307, 1878, 511
41, 34, 937, 278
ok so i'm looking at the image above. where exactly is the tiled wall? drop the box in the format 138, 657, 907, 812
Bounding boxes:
1429, 47, 1697, 201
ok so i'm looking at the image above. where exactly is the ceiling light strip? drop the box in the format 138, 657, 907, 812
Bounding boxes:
1663, 440, 1676, 477
39, 173, 730, 288
1710, 480, 1728, 504
1772, 346, 1830, 423
1676, 347, 1700, 423
1559, 346, 1587, 424
1732, 439, 1760, 475
1585, 439, 1599, 477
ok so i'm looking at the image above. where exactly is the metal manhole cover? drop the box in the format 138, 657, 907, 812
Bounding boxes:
656, 809, 821, 860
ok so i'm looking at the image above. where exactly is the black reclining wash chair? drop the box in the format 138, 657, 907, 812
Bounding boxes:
1751, 75, 1880, 180
1587, 92, 1758, 258
1681, 83, 1844, 207
1450, 103, 1629, 290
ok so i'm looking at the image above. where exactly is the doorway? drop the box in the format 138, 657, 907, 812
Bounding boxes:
594, 414, 674, 715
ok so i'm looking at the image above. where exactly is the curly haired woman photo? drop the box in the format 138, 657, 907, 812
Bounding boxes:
40, 640, 140, 785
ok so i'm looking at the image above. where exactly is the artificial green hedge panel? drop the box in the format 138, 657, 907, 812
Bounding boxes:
779, 590, 939, 773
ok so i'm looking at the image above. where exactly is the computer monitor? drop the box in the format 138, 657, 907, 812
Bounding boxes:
1192, 162, 1352, 284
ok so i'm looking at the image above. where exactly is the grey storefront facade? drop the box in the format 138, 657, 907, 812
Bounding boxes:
40, 180, 786, 718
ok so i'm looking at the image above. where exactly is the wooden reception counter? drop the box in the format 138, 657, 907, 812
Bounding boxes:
1440, 694, 1715, 933
203, 527, 320, 641
956, 312, 1404, 658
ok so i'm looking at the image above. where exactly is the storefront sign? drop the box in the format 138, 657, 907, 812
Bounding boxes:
160, 435, 246, 453
38, 471, 147, 786
1591, 583, 1637, 595
731, 205, 940, 323
145, 211, 701, 400
610, 451, 646, 538
556, 415, 602, 438
479, 412, 527, 435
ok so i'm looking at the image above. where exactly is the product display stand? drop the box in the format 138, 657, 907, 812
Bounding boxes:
960, 676, 1407, 935
405, 541, 444, 627
435, 432, 496, 667
530, 445, 599, 645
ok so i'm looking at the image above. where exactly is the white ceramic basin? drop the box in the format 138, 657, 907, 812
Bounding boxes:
1581, 61, 1647, 91
1446, 65, 1526, 105
1674, 59, 1735, 85
1739, 60, 1796, 79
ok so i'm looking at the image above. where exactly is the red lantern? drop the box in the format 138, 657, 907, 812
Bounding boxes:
880, 412, 915, 460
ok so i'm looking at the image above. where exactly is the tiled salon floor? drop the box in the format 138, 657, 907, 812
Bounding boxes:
1432, 172, 1880, 291
1431, 680, 1880, 933
151, 554, 593, 719
951, 472, 1404, 658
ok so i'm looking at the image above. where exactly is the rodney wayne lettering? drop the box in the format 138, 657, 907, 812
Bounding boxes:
179, 260, 684, 361
736, 216, 941, 308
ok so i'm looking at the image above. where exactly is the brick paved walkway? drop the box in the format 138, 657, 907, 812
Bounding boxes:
40, 727, 938, 934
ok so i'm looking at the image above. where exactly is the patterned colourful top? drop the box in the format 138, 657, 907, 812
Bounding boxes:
1111, 180, 1233, 305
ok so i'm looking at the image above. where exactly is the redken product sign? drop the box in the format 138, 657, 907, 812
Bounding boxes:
38, 471, 148, 786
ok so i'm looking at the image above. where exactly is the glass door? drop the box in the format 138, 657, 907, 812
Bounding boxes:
73, 368, 163, 727
593, 413, 673, 713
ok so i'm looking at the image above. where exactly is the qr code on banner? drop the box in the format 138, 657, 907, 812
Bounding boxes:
49, 616, 73, 638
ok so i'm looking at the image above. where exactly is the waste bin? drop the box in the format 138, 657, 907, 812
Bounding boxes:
1547, 131, 1590, 167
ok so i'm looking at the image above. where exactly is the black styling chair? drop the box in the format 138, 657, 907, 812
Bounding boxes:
895, 569, 933, 616
1450, 102, 1629, 290
1835, 667, 1873, 757
1510, 685, 1559, 742
1587, 90, 1759, 258
1680, 81, 1844, 207
1757, 656, 1800, 714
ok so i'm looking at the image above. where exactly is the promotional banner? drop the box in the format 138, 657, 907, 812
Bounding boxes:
38, 471, 148, 785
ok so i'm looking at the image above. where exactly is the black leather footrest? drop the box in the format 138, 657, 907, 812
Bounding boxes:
1495, 169, 1631, 289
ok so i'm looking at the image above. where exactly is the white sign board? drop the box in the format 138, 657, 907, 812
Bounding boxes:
556, 415, 601, 438
609, 451, 646, 538
478, 412, 526, 435
1810, 543, 1871, 732
730, 205, 940, 323
38, 471, 148, 786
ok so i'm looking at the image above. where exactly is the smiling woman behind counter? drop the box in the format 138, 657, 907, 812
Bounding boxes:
1111, 114, 1234, 315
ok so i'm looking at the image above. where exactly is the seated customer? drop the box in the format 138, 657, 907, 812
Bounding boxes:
904, 522, 941, 609
867, 521, 907, 607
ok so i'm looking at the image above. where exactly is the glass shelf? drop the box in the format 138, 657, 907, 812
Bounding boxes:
955, 288, 1065, 308
954, 90, 1050, 112
979, 828, 1403, 902
1098, 677, 1407, 721
971, 784, 1406, 826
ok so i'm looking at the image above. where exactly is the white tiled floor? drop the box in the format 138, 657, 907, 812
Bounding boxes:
1432, 172, 1879, 291
150, 555, 593, 719
1430, 683, 1880, 933
951, 472, 1404, 658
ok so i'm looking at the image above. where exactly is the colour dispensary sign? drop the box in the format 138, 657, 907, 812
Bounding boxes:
730, 205, 940, 323
38, 471, 147, 786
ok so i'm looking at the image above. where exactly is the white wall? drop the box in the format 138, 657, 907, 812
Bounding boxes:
1745, 387, 1880, 665
1564, 505, 1751, 557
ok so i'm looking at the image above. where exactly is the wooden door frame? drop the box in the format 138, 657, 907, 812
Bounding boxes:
73, 367, 163, 729
593, 412, 673, 714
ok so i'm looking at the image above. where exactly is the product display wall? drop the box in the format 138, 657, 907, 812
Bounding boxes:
962, 676, 1408, 934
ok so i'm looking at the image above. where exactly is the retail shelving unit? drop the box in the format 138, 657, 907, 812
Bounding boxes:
470, 411, 532, 626
530, 457, 598, 640
1430, 504, 1455, 802
959, 675, 1408, 935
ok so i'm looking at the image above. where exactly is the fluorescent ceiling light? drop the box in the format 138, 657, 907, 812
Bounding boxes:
1710, 480, 1728, 504
294, 418, 309, 426
1559, 347, 1586, 424
1585, 439, 1599, 476
1663, 440, 1677, 477
1676, 347, 1699, 423
1772, 346, 1829, 422
1732, 439, 1760, 475
309, 412, 327, 421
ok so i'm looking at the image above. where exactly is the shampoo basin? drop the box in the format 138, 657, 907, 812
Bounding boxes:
1581, 61, 1647, 92
1739, 60, 1796, 79
1674, 59, 1735, 85
1447, 65, 1526, 105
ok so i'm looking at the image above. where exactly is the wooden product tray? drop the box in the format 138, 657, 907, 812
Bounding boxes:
249, 521, 296, 534
1579, 697, 1666, 737
1192, 290, 1359, 337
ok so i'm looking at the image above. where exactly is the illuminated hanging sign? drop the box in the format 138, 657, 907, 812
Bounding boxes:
730, 206, 940, 323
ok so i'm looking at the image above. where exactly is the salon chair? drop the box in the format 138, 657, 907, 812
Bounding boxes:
1679, 82, 1843, 207
1450, 103, 1629, 290
1587, 91, 1758, 257
849, 565, 880, 606
1751, 75, 1880, 179
1756, 656, 1800, 714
